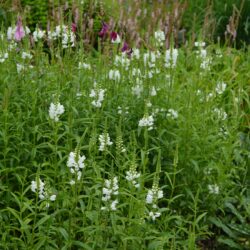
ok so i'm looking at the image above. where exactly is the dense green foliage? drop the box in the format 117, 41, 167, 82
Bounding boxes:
0, 28, 249, 249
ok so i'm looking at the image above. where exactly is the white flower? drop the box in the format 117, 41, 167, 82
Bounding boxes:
109, 69, 121, 82
154, 30, 165, 46
214, 108, 227, 120
150, 86, 157, 96
132, 48, 140, 60
215, 82, 227, 95
78, 62, 91, 70
21, 52, 33, 59
167, 109, 178, 119
49, 102, 65, 122
208, 184, 219, 194
139, 115, 154, 130
194, 41, 206, 47
16, 64, 25, 73
146, 190, 154, 204
165, 49, 178, 68
50, 194, 57, 201
33, 29, 45, 42
90, 88, 105, 108
149, 211, 161, 221
99, 132, 113, 151
110, 199, 118, 211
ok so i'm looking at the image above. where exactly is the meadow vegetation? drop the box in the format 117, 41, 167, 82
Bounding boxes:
0, 1, 249, 249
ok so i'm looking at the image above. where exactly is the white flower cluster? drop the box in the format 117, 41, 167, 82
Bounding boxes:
208, 184, 219, 194
48, 25, 75, 48
33, 28, 45, 42
21, 52, 33, 59
67, 151, 86, 185
7, 26, 30, 40
126, 169, 140, 188
146, 184, 163, 221
101, 177, 119, 211
49, 102, 65, 122
0, 52, 8, 63
215, 81, 227, 95
139, 114, 154, 130
78, 62, 91, 70
144, 51, 160, 68
99, 132, 113, 151
115, 54, 130, 69
31, 178, 56, 203
132, 78, 143, 98
195, 43, 212, 70
167, 109, 178, 119
214, 108, 227, 121
131, 48, 140, 60
89, 87, 105, 108
154, 30, 165, 47
165, 48, 178, 68
109, 69, 121, 82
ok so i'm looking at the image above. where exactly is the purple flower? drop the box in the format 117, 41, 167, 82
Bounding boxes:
121, 42, 129, 52
14, 17, 25, 41
99, 22, 109, 38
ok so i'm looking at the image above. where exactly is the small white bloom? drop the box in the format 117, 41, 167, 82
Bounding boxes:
215, 82, 227, 95
208, 184, 219, 194
33, 29, 45, 42
139, 115, 154, 130
78, 62, 91, 70
167, 109, 178, 119
49, 102, 65, 122
21, 52, 33, 59
49, 194, 57, 201
99, 132, 113, 151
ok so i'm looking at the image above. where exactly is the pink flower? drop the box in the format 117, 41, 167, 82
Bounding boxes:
14, 17, 25, 41
99, 22, 109, 38
121, 42, 129, 52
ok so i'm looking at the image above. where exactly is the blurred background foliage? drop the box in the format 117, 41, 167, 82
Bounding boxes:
0, 0, 249, 47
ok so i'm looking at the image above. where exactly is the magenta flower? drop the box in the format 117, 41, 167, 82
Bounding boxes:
110, 31, 121, 43
14, 17, 25, 41
99, 22, 109, 38
71, 23, 77, 33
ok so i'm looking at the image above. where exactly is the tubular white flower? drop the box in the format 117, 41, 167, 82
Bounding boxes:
49, 102, 65, 122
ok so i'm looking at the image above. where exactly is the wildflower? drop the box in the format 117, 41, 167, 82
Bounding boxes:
208, 184, 219, 194
89, 87, 105, 108
78, 62, 91, 70
99, 22, 109, 38
14, 17, 26, 41
194, 41, 206, 47
110, 31, 121, 44
101, 177, 119, 211
132, 81, 143, 98
132, 68, 141, 77
215, 82, 227, 95
149, 211, 161, 221
16, 63, 25, 73
21, 52, 32, 59
33, 28, 45, 42
71, 23, 77, 33
67, 150, 86, 184
31, 178, 56, 202
150, 86, 157, 96
99, 132, 113, 151
167, 109, 178, 119
165, 49, 178, 68
146, 181, 164, 221
154, 30, 165, 46
126, 158, 140, 188
214, 108, 227, 121
109, 69, 121, 82
49, 102, 65, 122
132, 48, 140, 60
0, 52, 8, 63
139, 114, 154, 130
